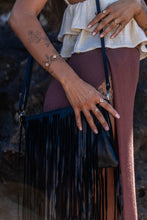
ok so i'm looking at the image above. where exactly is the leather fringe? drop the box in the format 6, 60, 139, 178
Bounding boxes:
20, 109, 123, 220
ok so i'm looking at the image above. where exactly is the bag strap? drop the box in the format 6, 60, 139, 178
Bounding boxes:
95, 0, 111, 99
19, 54, 33, 116
19, 3, 110, 116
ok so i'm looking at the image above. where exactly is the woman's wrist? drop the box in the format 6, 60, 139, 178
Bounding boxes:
124, 0, 142, 16
133, 0, 147, 35
133, 0, 142, 16
134, 0, 146, 17
48, 58, 81, 88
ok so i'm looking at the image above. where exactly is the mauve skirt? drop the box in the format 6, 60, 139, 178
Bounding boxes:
43, 47, 140, 220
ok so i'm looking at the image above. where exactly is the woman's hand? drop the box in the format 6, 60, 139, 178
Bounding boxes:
62, 76, 120, 134
87, 0, 142, 39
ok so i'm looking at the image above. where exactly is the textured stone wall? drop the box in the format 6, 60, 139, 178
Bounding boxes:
0, 1, 147, 219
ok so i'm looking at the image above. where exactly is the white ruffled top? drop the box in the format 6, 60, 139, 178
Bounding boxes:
57, 0, 147, 60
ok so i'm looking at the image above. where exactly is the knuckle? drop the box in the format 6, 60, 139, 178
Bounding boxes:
74, 106, 79, 114
81, 102, 88, 109
87, 115, 92, 121
119, 26, 124, 31
76, 114, 80, 121
109, 22, 115, 29
94, 27, 99, 33
102, 120, 107, 127
112, 21, 116, 27
93, 17, 98, 25
119, 16, 124, 21
100, 101, 106, 107
114, 11, 119, 17
95, 110, 101, 118
107, 5, 111, 11
101, 20, 107, 26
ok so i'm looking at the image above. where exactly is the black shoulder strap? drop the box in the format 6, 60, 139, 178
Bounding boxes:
19, 4, 110, 116
95, 0, 111, 99
19, 54, 33, 115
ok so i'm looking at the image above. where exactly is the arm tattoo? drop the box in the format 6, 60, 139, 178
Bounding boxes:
28, 30, 50, 47
43, 52, 65, 71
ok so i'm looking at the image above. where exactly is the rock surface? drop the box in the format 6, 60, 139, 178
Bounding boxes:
0, 1, 147, 219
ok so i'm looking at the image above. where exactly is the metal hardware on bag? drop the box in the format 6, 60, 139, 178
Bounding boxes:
19, 111, 24, 124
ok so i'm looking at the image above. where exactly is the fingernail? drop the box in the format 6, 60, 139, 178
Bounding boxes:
105, 126, 109, 131
92, 32, 96, 36
94, 129, 98, 134
88, 24, 92, 28
79, 126, 83, 131
111, 35, 114, 39
116, 113, 120, 119
100, 33, 104, 38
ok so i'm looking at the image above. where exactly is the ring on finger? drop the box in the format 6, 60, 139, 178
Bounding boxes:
99, 98, 104, 103
114, 18, 119, 25
94, 107, 99, 113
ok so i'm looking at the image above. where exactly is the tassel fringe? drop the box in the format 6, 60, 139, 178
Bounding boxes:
19, 107, 123, 219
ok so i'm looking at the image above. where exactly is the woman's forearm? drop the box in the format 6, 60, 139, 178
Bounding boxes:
8, 9, 80, 87
134, 0, 147, 36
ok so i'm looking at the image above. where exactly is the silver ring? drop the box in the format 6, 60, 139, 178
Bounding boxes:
99, 98, 104, 103
94, 108, 99, 113
114, 19, 119, 25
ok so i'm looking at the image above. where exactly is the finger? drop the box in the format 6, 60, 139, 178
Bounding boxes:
82, 109, 98, 134
87, 9, 110, 28
74, 108, 82, 131
98, 99, 120, 119
91, 104, 109, 131
100, 93, 107, 100
110, 22, 126, 39
99, 20, 118, 38
92, 14, 116, 36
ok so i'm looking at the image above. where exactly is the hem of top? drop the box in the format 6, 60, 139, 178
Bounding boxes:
60, 43, 147, 60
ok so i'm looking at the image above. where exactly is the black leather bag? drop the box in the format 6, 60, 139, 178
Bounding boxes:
18, 0, 122, 219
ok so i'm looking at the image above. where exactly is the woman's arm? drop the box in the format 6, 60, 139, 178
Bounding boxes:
8, 0, 120, 134
134, 0, 147, 36
8, 0, 78, 85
